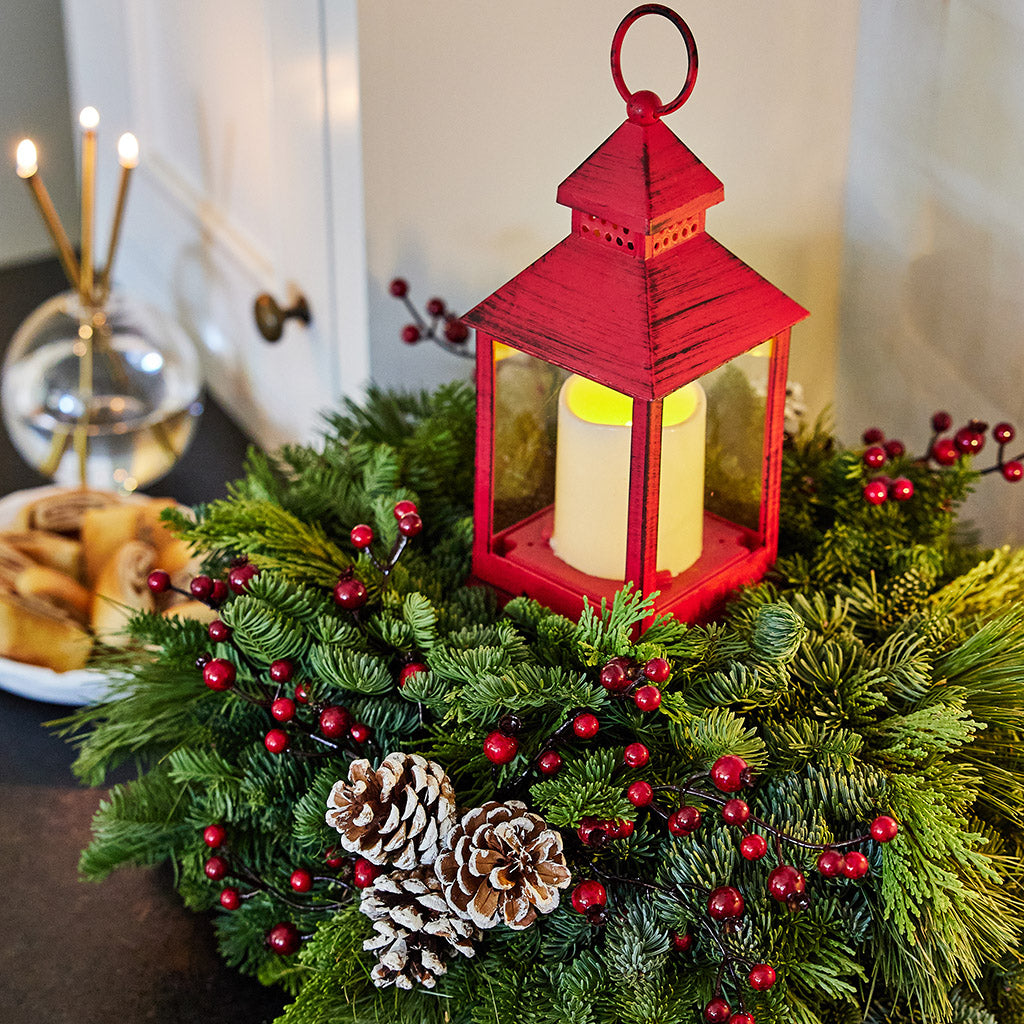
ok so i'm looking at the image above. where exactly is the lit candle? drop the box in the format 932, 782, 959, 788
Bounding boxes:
99, 132, 138, 296
15, 138, 80, 289
79, 106, 99, 303
550, 375, 706, 579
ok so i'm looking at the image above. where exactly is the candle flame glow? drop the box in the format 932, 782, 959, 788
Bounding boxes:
117, 132, 139, 168
79, 106, 100, 130
16, 138, 38, 178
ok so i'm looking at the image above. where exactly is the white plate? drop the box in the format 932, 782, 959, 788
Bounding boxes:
0, 485, 114, 705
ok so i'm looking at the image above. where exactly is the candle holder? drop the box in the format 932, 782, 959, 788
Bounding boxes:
7, 113, 202, 492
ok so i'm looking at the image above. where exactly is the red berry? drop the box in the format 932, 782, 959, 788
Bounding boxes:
863, 480, 888, 505
324, 847, 344, 869
932, 438, 959, 465
319, 705, 353, 738
1003, 460, 1024, 482
389, 277, 409, 298
349, 722, 372, 744
484, 730, 519, 764
704, 998, 731, 1024
932, 410, 953, 432
289, 869, 312, 893
443, 317, 469, 343
203, 658, 236, 691
729, 1013, 755, 1024
721, 798, 750, 825
605, 818, 634, 839
884, 439, 906, 459
623, 742, 650, 768
817, 849, 845, 876
599, 660, 631, 693
350, 524, 374, 548
862, 427, 885, 445
863, 445, 887, 469
576, 817, 607, 847
190, 575, 214, 600
573, 712, 599, 738
426, 297, 446, 317
994, 422, 1016, 444
890, 477, 914, 501
634, 685, 662, 711
203, 824, 227, 848
147, 570, 171, 594
768, 865, 806, 901
571, 880, 607, 914
710, 755, 748, 793
228, 563, 259, 594
667, 806, 701, 835
333, 577, 368, 610
748, 963, 777, 990
842, 851, 870, 878
264, 728, 289, 754
219, 887, 240, 910
353, 857, 379, 888
209, 579, 228, 605
399, 662, 427, 687
398, 512, 423, 537
870, 815, 900, 842
204, 855, 228, 880
393, 500, 418, 520
640, 658, 669, 685
707, 885, 745, 920
401, 324, 421, 344
267, 922, 301, 955
269, 659, 294, 683
271, 697, 296, 723
954, 427, 985, 455
207, 619, 231, 642
195, 653, 212, 670
740, 833, 768, 860
671, 930, 694, 952
627, 780, 653, 807
537, 749, 562, 775
294, 682, 310, 704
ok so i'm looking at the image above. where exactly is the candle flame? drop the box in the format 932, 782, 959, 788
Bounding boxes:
117, 132, 139, 168
79, 106, 100, 130
16, 138, 38, 178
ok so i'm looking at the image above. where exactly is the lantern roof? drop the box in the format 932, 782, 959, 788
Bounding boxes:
555, 118, 724, 234
464, 116, 808, 399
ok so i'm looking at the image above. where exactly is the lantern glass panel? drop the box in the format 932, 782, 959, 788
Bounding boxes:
701, 341, 774, 532
491, 343, 566, 534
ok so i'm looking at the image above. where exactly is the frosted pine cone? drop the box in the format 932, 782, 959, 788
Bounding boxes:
434, 800, 571, 930
325, 752, 456, 870
361, 866, 476, 990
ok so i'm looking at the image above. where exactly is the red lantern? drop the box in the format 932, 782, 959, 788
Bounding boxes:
464, 5, 808, 625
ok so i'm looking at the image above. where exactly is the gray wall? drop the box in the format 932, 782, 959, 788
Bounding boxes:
0, 0, 78, 267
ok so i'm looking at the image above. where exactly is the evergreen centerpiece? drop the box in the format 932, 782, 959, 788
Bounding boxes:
61, 380, 1024, 1024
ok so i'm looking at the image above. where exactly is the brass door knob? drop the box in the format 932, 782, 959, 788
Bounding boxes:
253, 292, 311, 342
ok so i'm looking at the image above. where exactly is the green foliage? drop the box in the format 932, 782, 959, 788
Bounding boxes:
60, 390, 1024, 1024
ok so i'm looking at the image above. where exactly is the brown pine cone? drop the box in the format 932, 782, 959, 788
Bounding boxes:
434, 800, 571, 930
361, 866, 476, 990
325, 752, 456, 870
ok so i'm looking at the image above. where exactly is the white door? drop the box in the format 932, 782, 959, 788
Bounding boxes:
61, 0, 369, 448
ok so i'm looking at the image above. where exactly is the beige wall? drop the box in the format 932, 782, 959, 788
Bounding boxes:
358, 0, 862, 420
0, 0, 78, 267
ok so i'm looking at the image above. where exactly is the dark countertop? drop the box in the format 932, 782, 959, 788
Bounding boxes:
0, 258, 287, 1024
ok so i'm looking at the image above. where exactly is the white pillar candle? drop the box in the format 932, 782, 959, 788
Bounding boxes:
550, 375, 706, 579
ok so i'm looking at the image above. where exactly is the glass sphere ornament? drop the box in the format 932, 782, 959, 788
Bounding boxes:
2, 290, 202, 492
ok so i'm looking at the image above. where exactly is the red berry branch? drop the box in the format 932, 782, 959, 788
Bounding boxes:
388, 277, 472, 358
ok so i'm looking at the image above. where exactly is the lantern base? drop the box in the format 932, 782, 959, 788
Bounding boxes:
475, 505, 770, 625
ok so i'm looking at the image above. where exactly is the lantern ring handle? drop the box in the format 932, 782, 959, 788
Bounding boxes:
610, 5, 698, 118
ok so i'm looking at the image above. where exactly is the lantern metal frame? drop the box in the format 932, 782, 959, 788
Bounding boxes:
464, 5, 808, 624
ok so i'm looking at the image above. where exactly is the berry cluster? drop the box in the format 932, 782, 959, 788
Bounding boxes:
389, 277, 472, 357
199, 822, 378, 958
600, 653, 670, 711
858, 428, 914, 506
569, 754, 900, 1024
